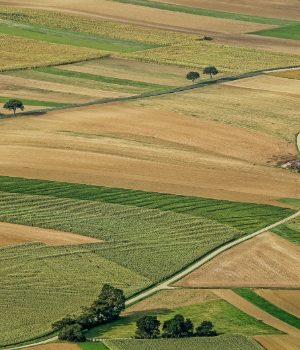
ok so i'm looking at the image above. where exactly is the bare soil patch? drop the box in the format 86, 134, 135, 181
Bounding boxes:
0, 103, 299, 206
175, 232, 300, 288
254, 290, 300, 318
0, 0, 271, 35
155, 0, 300, 21
214, 289, 300, 337
254, 335, 300, 350
0, 222, 102, 246
224, 75, 300, 96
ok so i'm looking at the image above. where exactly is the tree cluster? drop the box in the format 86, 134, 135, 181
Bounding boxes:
52, 284, 125, 342
186, 66, 219, 84
135, 314, 218, 339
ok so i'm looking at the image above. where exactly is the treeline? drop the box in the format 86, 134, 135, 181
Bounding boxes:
135, 314, 218, 339
52, 284, 125, 341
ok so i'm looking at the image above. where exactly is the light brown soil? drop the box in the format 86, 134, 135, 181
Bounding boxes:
61, 57, 190, 86
24, 344, 80, 350
175, 232, 300, 288
124, 288, 218, 315
0, 0, 272, 35
0, 103, 299, 206
224, 75, 300, 96
255, 290, 300, 318
0, 74, 130, 100
254, 335, 300, 350
214, 289, 300, 337
0, 222, 102, 246
155, 0, 300, 21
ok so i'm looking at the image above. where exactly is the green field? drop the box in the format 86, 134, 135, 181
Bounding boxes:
272, 221, 300, 245
0, 22, 157, 53
234, 289, 300, 329
105, 335, 264, 350
110, 0, 294, 26
253, 24, 300, 41
0, 96, 69, 108
79, 342, 110, 350
0, 176, 293, 233
87, 298, 278, 338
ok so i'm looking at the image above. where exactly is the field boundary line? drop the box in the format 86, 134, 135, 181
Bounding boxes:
4, 209, 300, 349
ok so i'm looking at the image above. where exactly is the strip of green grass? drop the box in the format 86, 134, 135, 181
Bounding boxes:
253, 24, 300, 40
0, 21, 157, 52
111, 0, 295, 25
0, 96, 69, 108
35, 67, 173, 91
272, 224, 300, 245
0, 176, 294, 234
79, 342, 110, 350
234, 289, 300, 329
281, 198, 300, 208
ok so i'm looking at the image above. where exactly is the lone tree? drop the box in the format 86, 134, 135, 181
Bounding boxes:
195, 320, 218, 337
135, 315, 161, 339
203, 66, 219, 79
162, 314, 194, 338
3, 99, 24, 116
186, 71, 200, 84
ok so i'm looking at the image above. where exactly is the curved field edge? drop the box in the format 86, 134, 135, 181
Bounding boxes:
234, 289, 300, 329
104, 334, 264, 350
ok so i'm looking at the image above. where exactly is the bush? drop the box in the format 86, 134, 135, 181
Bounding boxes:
58, 323, 86, 342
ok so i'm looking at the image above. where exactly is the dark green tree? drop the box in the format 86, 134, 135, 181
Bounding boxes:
58, 323, 86, 342
195, 320, 218, 337
52, 315, 77, 331
135, 315, 161, 339
186, 71, 200, 83
3, 99, 24, 116
203, 66, 219, 79
162, 314, 194, 338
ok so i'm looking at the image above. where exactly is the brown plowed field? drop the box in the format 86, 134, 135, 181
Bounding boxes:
175, 232, 300, 288
254, 335, 300, 350
214, 289, 300, 337
0, 0, 272, 35
155, 0, 300, 21
0, 103, 299, 206
0, 222, 102, 246
224, 75, 300, 96
255, 290, 300, 318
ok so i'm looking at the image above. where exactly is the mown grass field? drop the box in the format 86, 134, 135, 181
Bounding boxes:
87, 291, 278, 338
234, 289, 300, 329
104, 335, 264, 350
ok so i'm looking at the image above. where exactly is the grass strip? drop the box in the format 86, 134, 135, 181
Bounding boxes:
272, 224, 300, 245
111, 0, 295, 26
79, 342, 110, 350
0, 21, 157, 52
234, 288, 300, 329
252, 24, 300, 41
35, 67, 173, 90
0, 96, 69, 108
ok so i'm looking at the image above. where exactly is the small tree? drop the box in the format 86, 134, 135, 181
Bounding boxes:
195, 320, 218, 337
162, 314, 194, 338
58, 323, 86, 342
186, 71, 200, 84
203, 66, 219, 79
135, 315, 161, 339
3, 99, 24, 116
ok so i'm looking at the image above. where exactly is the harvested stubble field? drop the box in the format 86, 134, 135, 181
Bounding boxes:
0, 175, 292, 345
105, 335, 264, 350
175, 232, 300, 288
0, 33, 104, 71
254, 290, 300, 318
0, 222, 102, 247
23, 344, 80, 350
88, 288, 277, 338
271, 69, 300, 80
0, 103, 299, 205
254, 334, 300, 350
132, 82, 300, 143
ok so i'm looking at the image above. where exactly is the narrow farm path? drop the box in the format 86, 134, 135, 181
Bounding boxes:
6, 209, 300, 350
297, 132, 300, 153
213, 289, 300, 338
